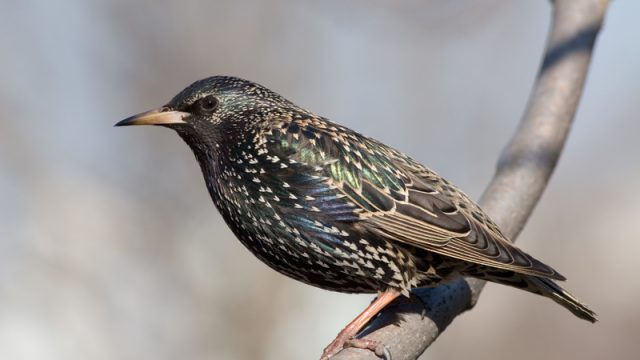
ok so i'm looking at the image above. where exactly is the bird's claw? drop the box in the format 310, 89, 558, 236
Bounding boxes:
345, 338, 392, 360
321, 337, 391, 360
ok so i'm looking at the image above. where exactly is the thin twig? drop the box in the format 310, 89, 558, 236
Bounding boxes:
331, 1, 608, 359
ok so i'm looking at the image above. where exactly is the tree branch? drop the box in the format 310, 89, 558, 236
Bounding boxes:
331, 1, 609, 359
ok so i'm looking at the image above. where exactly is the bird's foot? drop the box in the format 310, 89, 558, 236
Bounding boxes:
320, 290, 400, 359
319, 335, 344, 360
320, 336, 391, 360
345, 338, 391, 359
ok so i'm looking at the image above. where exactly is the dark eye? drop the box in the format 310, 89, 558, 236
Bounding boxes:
198, 95, 219, 113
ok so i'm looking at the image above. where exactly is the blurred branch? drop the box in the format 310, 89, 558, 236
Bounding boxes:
331, 1, 609, 359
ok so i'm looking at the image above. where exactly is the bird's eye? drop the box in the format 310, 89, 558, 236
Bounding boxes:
198, 95, 219, 113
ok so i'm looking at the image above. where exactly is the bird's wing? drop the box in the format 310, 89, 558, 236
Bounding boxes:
359, 166, 565, 280
280, 117, 564, 280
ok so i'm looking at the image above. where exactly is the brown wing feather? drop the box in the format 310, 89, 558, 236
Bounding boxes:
359, 168, 565, 280
290, 117, 565, 280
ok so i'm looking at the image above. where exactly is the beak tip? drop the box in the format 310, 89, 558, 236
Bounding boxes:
114, 120, 127, 127
114, 115, 142, 127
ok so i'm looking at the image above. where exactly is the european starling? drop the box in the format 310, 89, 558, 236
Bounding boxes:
117, 76, 596, 359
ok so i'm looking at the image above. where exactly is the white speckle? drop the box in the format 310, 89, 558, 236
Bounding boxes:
365, 245, 377, 254
334, 247, 347, 257
388, 262, 400, 273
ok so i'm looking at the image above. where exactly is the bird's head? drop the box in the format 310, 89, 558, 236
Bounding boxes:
116, 76, 298, 147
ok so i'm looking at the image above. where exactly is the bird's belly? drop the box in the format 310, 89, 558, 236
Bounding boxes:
234, 231, 381, 293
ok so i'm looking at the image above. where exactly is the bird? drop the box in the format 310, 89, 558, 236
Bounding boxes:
116, 76, 596, 360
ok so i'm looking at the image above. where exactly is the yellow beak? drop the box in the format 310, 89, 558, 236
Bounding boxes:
115, 108, 189, 127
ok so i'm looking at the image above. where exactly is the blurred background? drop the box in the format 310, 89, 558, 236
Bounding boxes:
0, 1, 638, 359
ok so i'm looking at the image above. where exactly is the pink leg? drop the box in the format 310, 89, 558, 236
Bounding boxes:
320, 289, 401, 360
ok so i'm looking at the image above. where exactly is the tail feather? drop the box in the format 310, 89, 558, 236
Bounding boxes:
475, 267, 597, 322
528, 276, 597, 323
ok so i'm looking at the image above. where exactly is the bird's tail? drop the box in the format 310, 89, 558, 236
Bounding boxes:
525, 276, 597, 322
482, 268, 597, 322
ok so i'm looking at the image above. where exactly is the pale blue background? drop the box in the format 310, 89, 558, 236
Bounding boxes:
0, 1, 637, 359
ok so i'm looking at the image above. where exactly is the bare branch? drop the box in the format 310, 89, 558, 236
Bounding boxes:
331, 1, 609, 359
